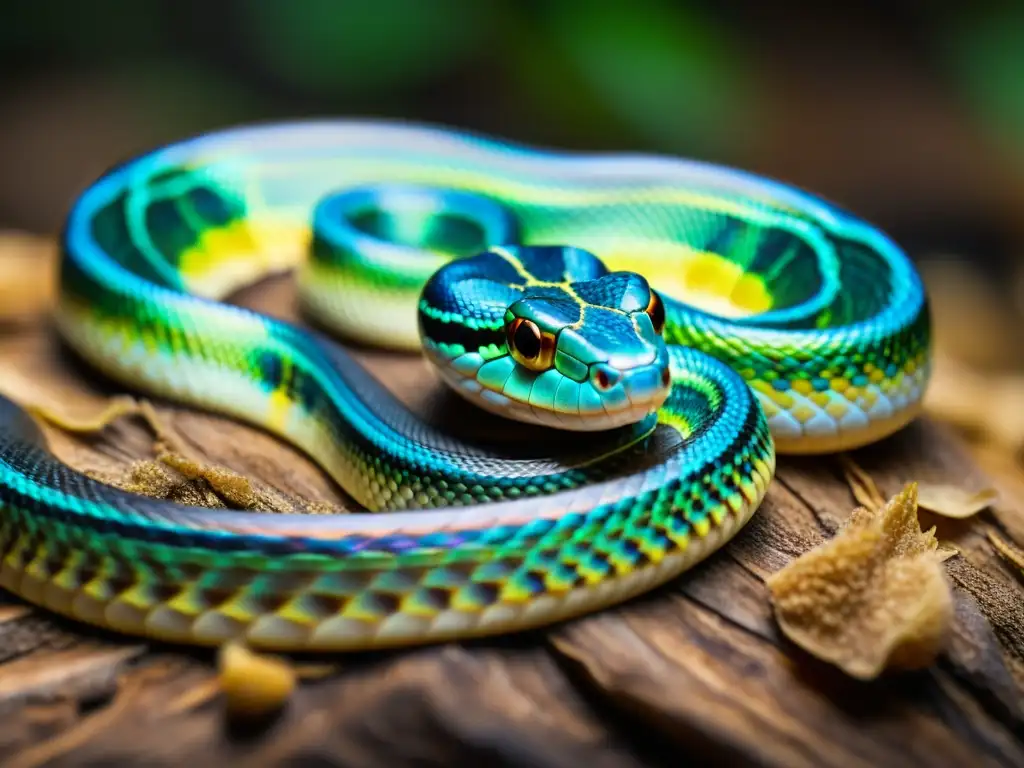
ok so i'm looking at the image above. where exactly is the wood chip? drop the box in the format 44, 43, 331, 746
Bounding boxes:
767, 483, 954, 680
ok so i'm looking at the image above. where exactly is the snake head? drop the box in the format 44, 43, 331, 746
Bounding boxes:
420, 245, 672, 431
500, 272, 671, 431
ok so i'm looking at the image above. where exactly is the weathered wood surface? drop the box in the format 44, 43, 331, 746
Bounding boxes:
1, 268, 1024, 768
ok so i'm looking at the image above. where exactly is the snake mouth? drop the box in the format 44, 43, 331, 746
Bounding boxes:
564, 358, 672, 430
519, 379, 671, 432
457, 365, 671, 433
422, 337, 672, 432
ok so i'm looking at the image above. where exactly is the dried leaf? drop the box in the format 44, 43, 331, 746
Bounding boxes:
767, 483, 954, 680
21, 392, 341, 516
26, 394, 197, 459
988, 532, 1024, 575
838, 454, 886, 511
26, 395, 143, 435
218, 642, 296, 721
917, 484, 999, 519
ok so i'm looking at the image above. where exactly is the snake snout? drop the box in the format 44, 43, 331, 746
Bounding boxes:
586, 346, 672, 419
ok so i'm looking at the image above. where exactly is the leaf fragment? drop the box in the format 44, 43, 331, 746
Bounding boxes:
838, 454, 886, 510
767, 483, 954, 679
917, 483, 999, 519
988, 531, 1024, 575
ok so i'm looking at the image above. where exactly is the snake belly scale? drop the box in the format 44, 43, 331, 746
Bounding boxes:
0, 120, 930, 651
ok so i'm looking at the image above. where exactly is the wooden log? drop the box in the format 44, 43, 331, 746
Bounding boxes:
1, 258, 1023, 768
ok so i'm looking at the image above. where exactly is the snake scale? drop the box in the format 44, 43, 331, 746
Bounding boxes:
0, 120, 930, 651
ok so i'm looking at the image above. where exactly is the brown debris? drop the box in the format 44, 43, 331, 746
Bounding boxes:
767, 483, 954, 679
96, 452, 343, 515
15, 388, 343, 515
217, 642, 296, 722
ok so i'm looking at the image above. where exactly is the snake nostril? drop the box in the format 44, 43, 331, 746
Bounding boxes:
662, 367, 671, 388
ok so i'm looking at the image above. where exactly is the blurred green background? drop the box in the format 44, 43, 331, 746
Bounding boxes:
1, 0, 1023, 280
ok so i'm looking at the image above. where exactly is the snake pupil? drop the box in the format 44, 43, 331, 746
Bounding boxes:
512, 319, 542, 360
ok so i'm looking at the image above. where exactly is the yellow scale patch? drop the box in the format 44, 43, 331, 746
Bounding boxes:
825, 401, 849, 419
178, 219, 310, 298
601, 246, 772, 319
750, 381, 793, 410
657, 411, 693, 439
753, 373, 892, 416
789, 404, 817, 424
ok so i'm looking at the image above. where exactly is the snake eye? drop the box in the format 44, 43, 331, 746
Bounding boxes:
646, 290, 666, 335
506, 318, 555, 371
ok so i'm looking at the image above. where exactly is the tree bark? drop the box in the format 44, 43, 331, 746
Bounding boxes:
1, 272, 1022, 768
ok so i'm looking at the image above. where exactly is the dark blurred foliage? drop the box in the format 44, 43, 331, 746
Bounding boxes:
1, 0, 1022, 274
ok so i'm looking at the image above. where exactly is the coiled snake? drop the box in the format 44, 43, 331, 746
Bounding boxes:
0, 121, 930, 650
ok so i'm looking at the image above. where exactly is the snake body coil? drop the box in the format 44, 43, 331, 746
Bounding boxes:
0, 121, 930, 650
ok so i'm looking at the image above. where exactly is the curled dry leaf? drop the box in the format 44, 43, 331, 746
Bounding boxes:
917, 483, 999, 519
988, 532, 1024, 576
838, 454, 886, 511
767, 483, 953, 680
218, 641, 296, 721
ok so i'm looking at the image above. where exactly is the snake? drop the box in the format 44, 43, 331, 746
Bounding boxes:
0, 120, 930, 651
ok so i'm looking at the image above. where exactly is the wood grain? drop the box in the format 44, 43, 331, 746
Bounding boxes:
1, 266, 1023, 767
